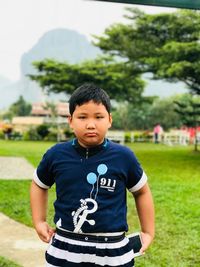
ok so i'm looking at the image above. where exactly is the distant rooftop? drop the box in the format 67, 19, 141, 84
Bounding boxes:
31, 102, 69, 117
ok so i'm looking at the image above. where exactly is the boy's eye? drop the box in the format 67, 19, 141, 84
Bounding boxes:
96, 116, 104, 119
78, 116, 86, 119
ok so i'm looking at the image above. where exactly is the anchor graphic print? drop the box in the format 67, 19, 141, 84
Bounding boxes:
71, 164, 108, 233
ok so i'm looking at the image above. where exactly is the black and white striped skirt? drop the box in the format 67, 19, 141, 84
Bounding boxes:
46, 228, 135, 267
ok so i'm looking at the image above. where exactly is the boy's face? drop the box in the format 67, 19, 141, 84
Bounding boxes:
68, 100, 112, 148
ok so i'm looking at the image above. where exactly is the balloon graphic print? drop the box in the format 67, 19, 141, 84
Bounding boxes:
87, 172, 97, 185
97, 164, 108, 175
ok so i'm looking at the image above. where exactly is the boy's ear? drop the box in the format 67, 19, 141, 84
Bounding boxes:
109, 113, 113, 128
67, 115, 73, 128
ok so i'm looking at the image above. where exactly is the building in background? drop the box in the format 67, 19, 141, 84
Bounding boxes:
12, 102, 69, 133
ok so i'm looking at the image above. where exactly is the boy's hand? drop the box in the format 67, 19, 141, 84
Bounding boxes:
140, 232, 153, 254
35, 221, 55, 243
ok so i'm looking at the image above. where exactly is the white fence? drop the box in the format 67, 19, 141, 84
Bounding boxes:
106, 130, 200, 146
106, 131, 125, 144
163, 130, 200, 146
163, 130, 190, 146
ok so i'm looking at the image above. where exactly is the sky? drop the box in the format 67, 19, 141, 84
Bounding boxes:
0, 0, 175, 82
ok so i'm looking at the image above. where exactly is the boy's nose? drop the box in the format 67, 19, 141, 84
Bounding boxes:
86, 121, 96, 129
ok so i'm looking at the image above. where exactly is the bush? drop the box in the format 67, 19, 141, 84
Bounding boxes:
44, 131, 57, 141
132, 131, 153, 142
125, 132, 131, 143
0, 130, 4, 140
36, 124, 50, 139
10, 131, 22, 140
64, 128, 74, 139
23, 127, 41, 141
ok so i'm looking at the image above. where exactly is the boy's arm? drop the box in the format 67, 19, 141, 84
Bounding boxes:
132, 183, 155, 253
30, 180, 55, 243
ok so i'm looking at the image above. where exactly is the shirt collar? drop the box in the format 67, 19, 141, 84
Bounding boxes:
72, 138, 108, 158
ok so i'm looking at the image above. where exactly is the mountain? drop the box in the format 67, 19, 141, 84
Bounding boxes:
19, 28, 101, 104
0, 28, 101, 110
0, 76, 21, 110
20, 28, 100, 77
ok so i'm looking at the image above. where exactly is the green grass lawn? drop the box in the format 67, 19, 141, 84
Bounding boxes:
0, 140, 199, 267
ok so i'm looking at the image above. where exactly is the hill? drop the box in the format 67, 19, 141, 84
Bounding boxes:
0, 28, 101, 109
20, 28, 100, 77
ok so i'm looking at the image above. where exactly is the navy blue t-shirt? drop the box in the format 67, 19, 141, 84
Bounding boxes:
33, 139, 147, 233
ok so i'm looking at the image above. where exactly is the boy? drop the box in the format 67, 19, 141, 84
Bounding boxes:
30, 83, 155, 267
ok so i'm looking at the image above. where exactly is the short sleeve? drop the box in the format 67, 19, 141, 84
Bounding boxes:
125, 149, 148, 193
33, 149, 55, 189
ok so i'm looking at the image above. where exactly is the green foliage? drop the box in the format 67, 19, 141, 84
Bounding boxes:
9, 96, 31, 117
29, 56, 145, 104
124, 131, 132, 143
44, 130, 58, 141
2, 96, 31, 121
147, 96, 182, 130
2, 110, 13, 121
112, 102, 152, 130
111, 95, 183, 130
23, 127, 41, 141
22, 125, 61, 141
174, 94, 200, 151
63, 128, 74, 139
152, 41, 200, 94
95, 8, 200, 95
36, 124, 50, 139
10, 131, 22, 140
29, 59, 77, 94
0, 130, 4, 139
174, 94, 200, 127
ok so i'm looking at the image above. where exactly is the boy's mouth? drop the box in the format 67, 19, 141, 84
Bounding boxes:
85, 132, 97, 137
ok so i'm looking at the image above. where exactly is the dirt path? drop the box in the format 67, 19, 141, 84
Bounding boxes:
0, 156, 47, 266
0, 156, 35, 179
0, 213, 47, 267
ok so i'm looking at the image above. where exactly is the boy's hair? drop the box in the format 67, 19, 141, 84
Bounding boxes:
69, 83, 111, 115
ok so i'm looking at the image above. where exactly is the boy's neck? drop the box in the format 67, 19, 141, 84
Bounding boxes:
72, 138, 108, 158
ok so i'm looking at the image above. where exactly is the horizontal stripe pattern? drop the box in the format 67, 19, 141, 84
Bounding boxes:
46, 232, 134, 267
54, 233, 129, 249
56, 228, 125, 244
46, 254, 134, 267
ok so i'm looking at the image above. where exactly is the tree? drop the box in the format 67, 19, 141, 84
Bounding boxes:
94, 9, 200, 95
7, 96, 31, 118
36, 124, 50, 139
111, 95, 184, 130
148, 41, 200, 95
147, 95, 183, 130
28, 56, 145, 104
174, 95, 200, 151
